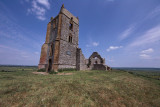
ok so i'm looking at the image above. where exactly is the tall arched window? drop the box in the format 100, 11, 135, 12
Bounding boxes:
68, 33, 72, 43
50, 44, 53, 56
69, 17, 73, 31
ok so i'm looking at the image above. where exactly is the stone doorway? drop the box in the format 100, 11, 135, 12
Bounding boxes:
95, 61, 98, 64
48, 59, 52, 72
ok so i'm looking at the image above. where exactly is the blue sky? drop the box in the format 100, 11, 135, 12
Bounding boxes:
0, 0, 160, 67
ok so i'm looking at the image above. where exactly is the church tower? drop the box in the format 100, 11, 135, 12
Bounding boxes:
38, 5, 79, 71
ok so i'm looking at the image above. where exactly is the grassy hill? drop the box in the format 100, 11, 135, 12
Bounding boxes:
0, 67, 160, 107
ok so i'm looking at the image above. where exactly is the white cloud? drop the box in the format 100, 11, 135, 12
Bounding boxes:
27, 0, 51, 20
92, 42, 99, 47
37, 15, 46, 20
37, 0, 50, 9
86, 42, 99, 47
139, 48, 154, 60
107, 46, 123, 52
129, 25, 160, 47
139, 54, 151, 59
119, 25, 135, 40
141, 48, 154, 54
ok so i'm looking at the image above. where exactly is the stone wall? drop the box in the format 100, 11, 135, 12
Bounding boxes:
58, 40, 77, 68
38, 16, 59, 71
60, 10, 79, 46
90, 58, 101, 65
92, 64, 107, 70
60, 6, 79, 25
87, 52, 107, 71
51, 16, 60, 71
38, 43, 49, 69
38, 21, 52, 70
76, 48, 87, 70
57, 10, 79, 70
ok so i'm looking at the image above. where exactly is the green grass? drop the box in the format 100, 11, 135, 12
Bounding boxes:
128, 71, 160, 80
116, 68, 160, 80
0, 67, 160, 107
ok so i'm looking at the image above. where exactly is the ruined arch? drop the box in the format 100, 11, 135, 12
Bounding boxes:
87, 52, 104, 67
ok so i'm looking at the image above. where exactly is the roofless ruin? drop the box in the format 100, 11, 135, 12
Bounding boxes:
38, 5, 110, 72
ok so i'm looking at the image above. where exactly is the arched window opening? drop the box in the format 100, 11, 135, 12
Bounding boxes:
94, 57, 98, 59
50, 44, 53, 56
95, 61, 98, 64
53, 23, 56, 29
69, 17, 73, 31
68, 34, 72, 43
101, 60, 103, 64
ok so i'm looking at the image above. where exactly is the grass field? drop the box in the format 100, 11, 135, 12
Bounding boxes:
116, 68, 160, 80
0, 66, 160, 107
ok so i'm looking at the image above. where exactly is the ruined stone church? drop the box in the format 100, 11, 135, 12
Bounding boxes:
38, 5, 109, 72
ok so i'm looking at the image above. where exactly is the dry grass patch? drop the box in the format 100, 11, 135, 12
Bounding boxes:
57, 73, 74, 75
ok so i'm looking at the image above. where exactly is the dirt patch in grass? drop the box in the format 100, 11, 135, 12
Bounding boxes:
32, 72, 73, 76
32, 72, 49, 75
57, 73, 73, 75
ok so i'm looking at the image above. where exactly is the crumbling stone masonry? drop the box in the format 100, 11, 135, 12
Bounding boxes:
38, 5, 110, 72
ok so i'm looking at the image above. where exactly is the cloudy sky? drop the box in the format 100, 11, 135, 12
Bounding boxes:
0, 0, 160, 67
